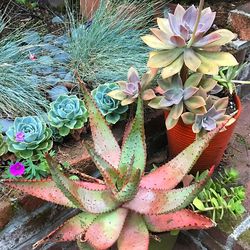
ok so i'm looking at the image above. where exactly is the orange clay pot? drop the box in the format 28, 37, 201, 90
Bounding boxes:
80, 0, 100, 19
165, 95, 242, 173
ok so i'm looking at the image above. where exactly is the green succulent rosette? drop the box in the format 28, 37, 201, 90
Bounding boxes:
0, 133, 8, 156
91, 83, 128, 124
6, 116, 53, 160
48, 95, 88, 136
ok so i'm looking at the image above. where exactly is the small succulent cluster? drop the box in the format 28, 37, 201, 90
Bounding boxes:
91, 82, 128, 124
48, 95, 88, 136
191, 168, 246, 221
0, 132, 8, 156
142, 4, 238, 78
108, 67, 156, 106
6, 116, 53, 161
3, 83, 226, 250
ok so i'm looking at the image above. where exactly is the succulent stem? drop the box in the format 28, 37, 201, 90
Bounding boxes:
187, 0, 205, 48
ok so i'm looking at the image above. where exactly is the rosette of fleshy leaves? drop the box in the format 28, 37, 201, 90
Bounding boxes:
108, 67, 156, 106
181, 88, 235, 135
213, 64, 250, 94
6, 116, 53, 161
142, 3, 238, 79
0, 133, 8, 156
148, 73, 210, 129
48, 95, 88, 136
91, 82, 128, 124
3, 81, 232, 250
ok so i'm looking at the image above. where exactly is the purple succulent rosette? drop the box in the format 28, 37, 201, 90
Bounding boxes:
6, 116, 53, 161
142, 4, 238, 78
108, 67, 156, 106
9, 162, 25, 176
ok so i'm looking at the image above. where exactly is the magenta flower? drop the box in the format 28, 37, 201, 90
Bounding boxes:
9, 162, 25, 176
15, 132, 25, 142
29, 52, 37, 61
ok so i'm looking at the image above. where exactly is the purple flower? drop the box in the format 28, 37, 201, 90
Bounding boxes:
9, 162, 25, 176
15, 132, 25, 142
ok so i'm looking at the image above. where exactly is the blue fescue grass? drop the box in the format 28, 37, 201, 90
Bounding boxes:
66, 0, 159, 87
0, 8, 50, 119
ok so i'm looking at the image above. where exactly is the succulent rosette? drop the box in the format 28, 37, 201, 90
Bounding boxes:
108, 67, 156, 105
142, 4, 238, 78
181, 89, 234, 135
48, 95, 88, 136
6, 116, 53, 160
0, 133, 8, 156
91, 82, 128, 124
148, 73, 207, 129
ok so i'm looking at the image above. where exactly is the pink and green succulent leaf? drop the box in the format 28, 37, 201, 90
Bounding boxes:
140, 123, 225, 190
114, 169, 141, 203
85, 208, 128, 250
161, 55, 184, 79
46, 155, 120, 213
79, 81, 121, 167
33, 212, 98, 249
184, 73, 203, 88
84, 143, 120, 191
3, 179, 77, 208
117, 212, 149, 250
144, 209, 215, 232
124, 167, 214, 215
119, 97, 146, 176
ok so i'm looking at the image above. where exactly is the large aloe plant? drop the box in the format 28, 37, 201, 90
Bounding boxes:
3, 80, 227, 250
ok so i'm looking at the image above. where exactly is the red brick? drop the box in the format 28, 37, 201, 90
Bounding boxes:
229, 3, 250, 40
0, 200, 13, 229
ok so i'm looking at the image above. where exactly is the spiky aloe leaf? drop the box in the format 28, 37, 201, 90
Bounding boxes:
140, 122, 226, 190
46, 155, 120, 213
114, 169, 141, 202
124, 167, 214, 215
144, 209, 216, 232
33, 212, 97, 249
85, 208, 128, 249
118, 212, 149, 250
119, 98, 146, 176
84, 143, 119, 191
78, 77, 121, 167
3, 179, 76, 208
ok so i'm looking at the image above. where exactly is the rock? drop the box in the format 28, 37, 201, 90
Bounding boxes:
0, 200, 13, 229
229, 3, 250, 41
23, 31, 41, 44
53, 52, 71, 64
0, 119, 14, 133
32, 66, 54, 76
45, 76, 61, 85
38, 56, 54, 66
64, 72, 74, 82
48, 85, 69, 101
51, 16, 64, 25
53, 35, 69, 46
43, 34, 57, 43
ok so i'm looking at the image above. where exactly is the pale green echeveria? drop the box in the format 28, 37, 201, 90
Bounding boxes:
91, 82, 128, 124
6, 116, 53, 160
0, 133, 8, 156
48, 95, 88, 137
108, 67, 156, 106
181, 89, 234, 135
149, 73, 207, 129
142, 4, 238, 79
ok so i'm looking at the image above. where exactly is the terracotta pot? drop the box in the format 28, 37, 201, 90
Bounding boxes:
165, 95, 242, 173
80, 0, 100, 19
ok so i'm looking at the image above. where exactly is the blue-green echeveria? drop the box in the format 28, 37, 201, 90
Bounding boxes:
6, 116, 53, 160
48, 95, 88, 137
91, 82, 128, 124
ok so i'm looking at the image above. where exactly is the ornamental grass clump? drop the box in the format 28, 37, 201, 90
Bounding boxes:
3, 79, 232, 250
48, 95, 88, 136
66, 0, 154, 86
91, 82, 128, 124
142, 1, 238, 78
6, 116, 53, 161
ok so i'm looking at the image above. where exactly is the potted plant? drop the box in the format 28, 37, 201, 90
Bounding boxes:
138, 0, 242, 172
2, 78, 228, 250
